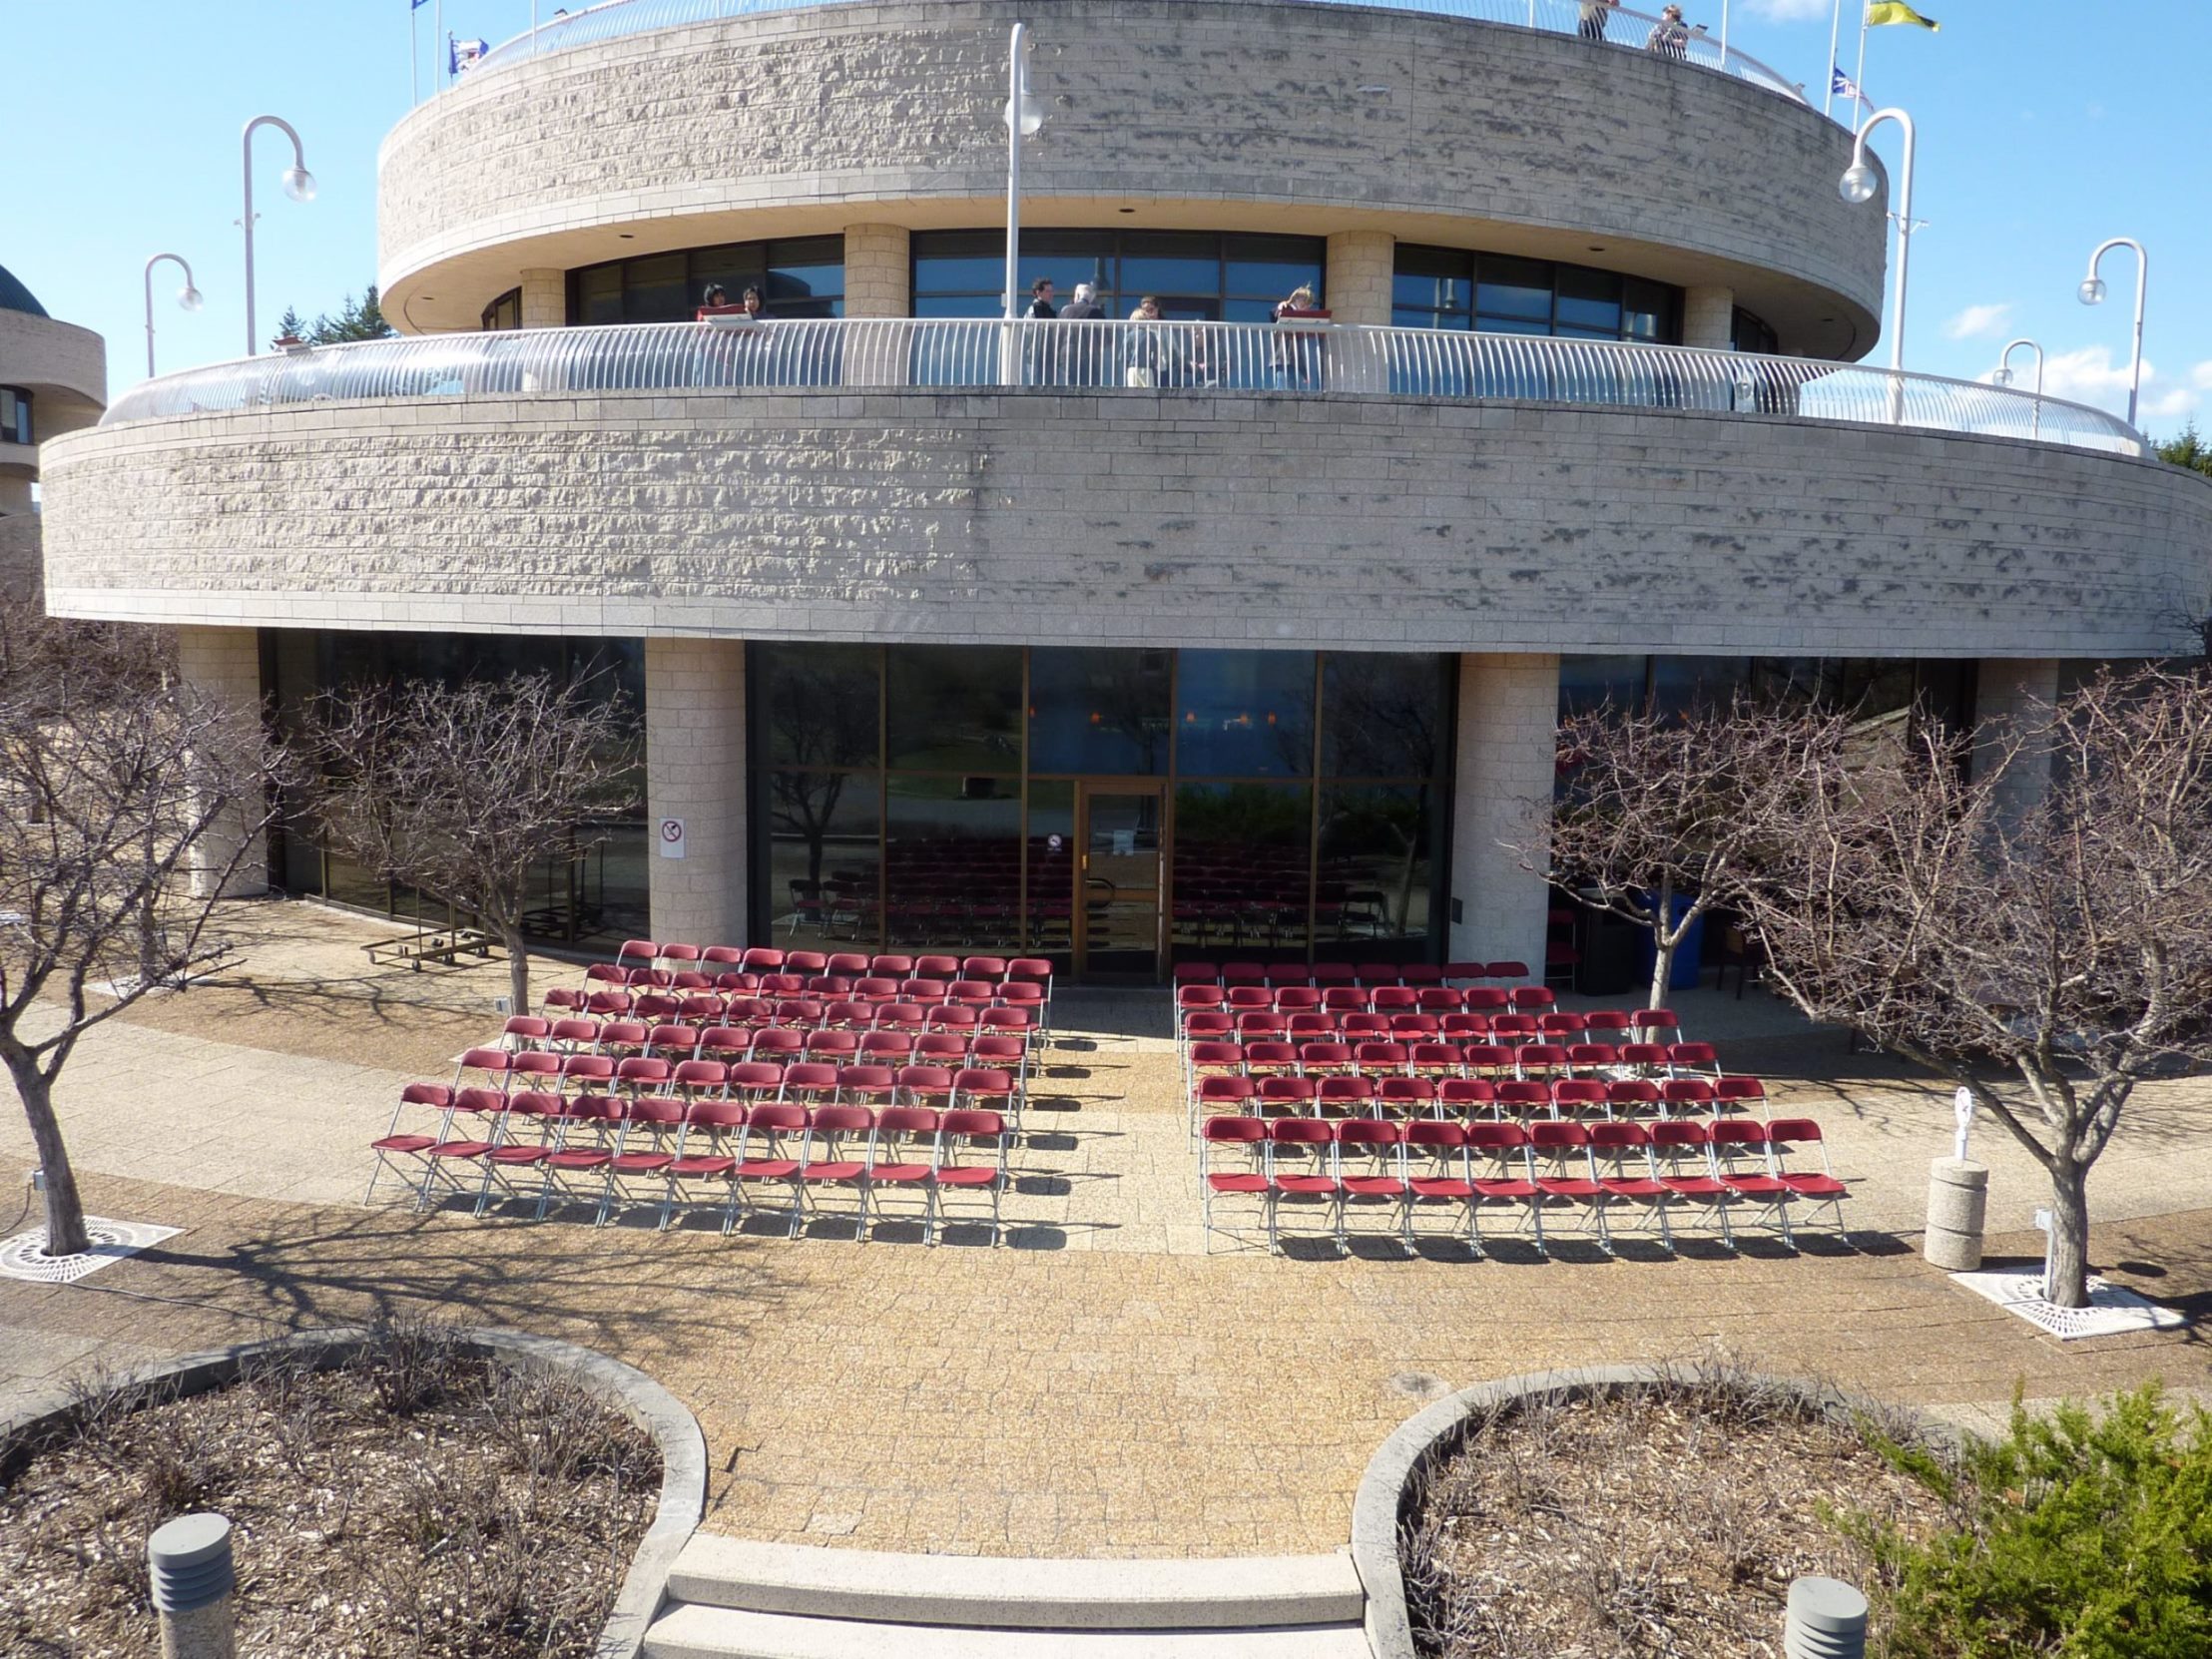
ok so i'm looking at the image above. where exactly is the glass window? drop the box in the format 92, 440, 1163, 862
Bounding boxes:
567, 237, 846, 323
752, 643, 880, 768
1175, 650, 1315, 778
1171, 783, 1312, 960
1553, 266, 1623, 335
1028, 648, 1172, 775
480, 288, 521, 331
886, 646, 1022, 773
760, 771, 880, 953
1322, 654, 1446, 778
910, 230, 1323, 323
1395, 247, 1683, 344
1475, 256, 1556, 325
574, 265, 623, 326
1025, 779, 1076, 964
1624, 279, 1675, 343
883, 775, 1022, 951
0, 386, 30, 446
1318, 785, 1439, 960
1732, 306, 1779, 355
1559, 655, 1649, 720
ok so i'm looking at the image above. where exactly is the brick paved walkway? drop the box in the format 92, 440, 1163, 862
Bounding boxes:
1, 900, 2204, 1557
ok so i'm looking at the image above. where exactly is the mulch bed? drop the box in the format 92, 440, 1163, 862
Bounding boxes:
0, 1324, 659, 1658
1402, 1374, 1954, 1659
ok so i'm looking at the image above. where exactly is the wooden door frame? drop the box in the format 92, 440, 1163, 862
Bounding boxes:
1072, 778, 1169, 981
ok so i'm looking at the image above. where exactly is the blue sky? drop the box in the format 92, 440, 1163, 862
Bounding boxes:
5, 0, 2205, 435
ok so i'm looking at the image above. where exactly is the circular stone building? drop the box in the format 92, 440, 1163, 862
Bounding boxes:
0, 264, 105, 598
37, 0, 2212, 978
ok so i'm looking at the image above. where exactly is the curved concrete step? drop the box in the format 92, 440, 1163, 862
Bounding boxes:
664, 1535, 1367, 1631
641, 1603, 1373, 1659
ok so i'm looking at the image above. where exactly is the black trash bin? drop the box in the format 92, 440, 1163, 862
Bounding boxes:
1575, 905, 1643, 998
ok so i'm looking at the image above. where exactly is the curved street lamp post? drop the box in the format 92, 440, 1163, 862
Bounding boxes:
1992, 336, 2044, 440
1840, 106, 1916, 423
142, 255, 205, 379
2078, 237, 2148, 432
241, 115, 316, 356
1001, 22, 1044, 386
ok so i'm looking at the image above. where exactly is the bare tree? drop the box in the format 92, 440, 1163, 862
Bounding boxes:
0, 607, 280, 1258
1519, 700, 1850, 1010
1728, 668, 2212, 1310
301, 674, 640, 1012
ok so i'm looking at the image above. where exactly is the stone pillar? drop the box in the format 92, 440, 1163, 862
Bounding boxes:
1971, 658, 2061, 824
1925, 1158, 1988, 1273
841, 224, 912, 388
518, 268, 566, 328
174, 626, 269, 899
1682, 283, 1735, 349
645, 637, 748, 948
1448, 653, 1559, 972
1324, 230, 1394, 393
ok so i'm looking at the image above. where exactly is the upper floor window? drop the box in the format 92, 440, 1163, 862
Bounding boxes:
912, 230, 1324, 322
1392, 246, 1680, 344
481, 287, 521, 331
0, 386, 30, 446
1732, 306, 1779, 355
569, 237, 844, 324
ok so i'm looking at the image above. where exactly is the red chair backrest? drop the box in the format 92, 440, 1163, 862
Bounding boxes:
876, 1105, 938, 1136
1663, 1079, 1716, 1106
460, 1047, 513, 1074
1588, 1121, 1649, 1151
914, 1033, 967, 1063
1496, 1081, 1549, 1110
687, 1099, 748, 1131
561, 1055, 615, 1083
1259, 1077, 1315, 1108
751, 1029, 805, 1058
1650, 1119, 1710, 1152
1338, 1119, 1401, 1149
1380, 1077, 1434, 1106
1355, 1042, 1409, 1069
1708, 1121, 1769, 1149
1204, 1115, 1266, 1144
1319, 1076, 1375, 1106
900, 977, 948, 1001
1529, 1120, 1588, 1151
1766, 1117, 1821, 1145
1404, 1119, 1465, 1150
941, 1108, 1006, 1140
827, 953, 872, 977
784, 1062, 839, 1094
969, 1036, 1023, 1068
1438, 1079, 1496, 1108
1609, 1080, 1662, 1108
1551, 1081, 1607, 1110
1269, 1118, 1334, 1146
747, 1102, 806, 1133
1486, 960, 1530, 980
617, 1056, 672, 1086
870, 954, 914, 977
807, 1104, 872, 1134
954, 1068, 1013, 1096
1464, 1122, 1527, 1153
1199, 1076, 1255, 1108
673, 1060, 727, 1090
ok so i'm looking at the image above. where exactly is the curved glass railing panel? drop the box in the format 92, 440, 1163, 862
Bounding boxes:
101, 320, 2143, 458
471, 0, 1809, 111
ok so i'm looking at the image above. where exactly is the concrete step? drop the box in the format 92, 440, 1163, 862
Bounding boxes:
663, 1535, 1367, 1631
640, 1603, 1374, 1659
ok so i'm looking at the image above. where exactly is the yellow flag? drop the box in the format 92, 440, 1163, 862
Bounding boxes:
1867, 2, 1939, 27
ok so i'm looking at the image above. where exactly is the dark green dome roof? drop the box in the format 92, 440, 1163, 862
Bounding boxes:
0, 265, 49, 318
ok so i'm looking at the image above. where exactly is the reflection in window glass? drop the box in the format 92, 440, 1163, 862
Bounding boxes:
1026, 780, 1076, 964
1559, 655, 1649, 720
567, 236, 846, 322
1322, 654, 1446, 778
909, 230, 1323, 322
761, 770, 880, 952
1171, 783, 1312, 960
753, 643, 880, 768
884, 775, 1022, 951
887, 646, 1022, 773
1175, 650, 1314, 778
1028, 648, 1172, 775
1392, 247, 1682, 344
1318, 786, 1437, 961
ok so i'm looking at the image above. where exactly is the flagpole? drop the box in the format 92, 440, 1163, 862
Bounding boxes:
435, 0, 444, 88
1824, 0, 1843, 116
1719, 0, 1730, 61
410, 3, 419, 104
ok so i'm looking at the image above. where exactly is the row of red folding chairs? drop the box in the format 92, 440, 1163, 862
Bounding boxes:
1180, 1015, 1690, 1053
369, 1088, 1011, 1245
1199, 1115, 1847, 1255
1175, 985, 1599, 1021
612, 941, 1053, 989
1189, 1074, 1763, 1124
1174, 960, 1534, 989
554, 981, 1048, 1019
453, 1047, 1027, 1121
511, 1004, 1042, 1053
498, 1020, 1033, 1072
1184, 1040, 1727, 1086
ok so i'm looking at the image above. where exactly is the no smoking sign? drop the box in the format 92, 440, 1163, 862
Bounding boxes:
657, 817, 687, 860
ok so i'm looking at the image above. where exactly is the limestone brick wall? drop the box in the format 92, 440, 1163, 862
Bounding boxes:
519, 269, 566, 328
1325, 233, 1394, 328
842, 225, 912, 319
1448, 653, 1558, 973
0, 307, 106, 431
0, 513, 38, 601
1682, 284, 1735, 350
41, 392, 2212, 662
645, 637, 748, 946
174, 625, 270, 898
377, 0, 1883, 348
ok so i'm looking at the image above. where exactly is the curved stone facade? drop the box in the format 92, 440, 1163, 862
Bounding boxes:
377, 0, 1885, 353
0, 305, 106, 433
42, 391, 2210, 659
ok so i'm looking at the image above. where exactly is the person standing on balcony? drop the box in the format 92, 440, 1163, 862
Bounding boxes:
1026, 277, 1058, 320
1273, 285, 1322, 391
1578, 0, 1619, 41
1126, 294, 1164, 388
1060, 282, 1104, 385
741, 286, 765, 318
1646, 4, 1691, 57
1024, 278, 1059, 384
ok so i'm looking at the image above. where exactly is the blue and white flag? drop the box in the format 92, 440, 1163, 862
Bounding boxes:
1831, 65, 1864, 101
411, 0, 428, 10
450, 35, 488, 74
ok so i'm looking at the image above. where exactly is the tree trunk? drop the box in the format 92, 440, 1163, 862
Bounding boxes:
501, 922, 532, 1015
2044, 1158, 2092, 1310
1644, 877, 1676, 1012
6, 1055, 91, 1257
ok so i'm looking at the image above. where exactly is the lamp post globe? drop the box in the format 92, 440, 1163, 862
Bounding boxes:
281, 166, 317, 204
2077, 276, 2106, 306
1838, 162, 1878, 205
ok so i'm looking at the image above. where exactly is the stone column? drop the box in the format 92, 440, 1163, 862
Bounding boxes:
174, 626, 269, 899
841, 223, 912, 388
1325, 230, 1394, 392
518, 268, 566, 328
1448, 653, 1559, 971
645, 637, 748, 948
1970, 658, 2061, 824
1682, 283, 1735, 349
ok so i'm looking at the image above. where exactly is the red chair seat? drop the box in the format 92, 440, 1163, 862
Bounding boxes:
1722, 1175, 1789, 1196
736, 1158, 799, 1179
670, 1156, 736, 1178
613, 1152, 674, 1174
1207, 1172, 1269, 1195
548, 1149, 611, 1171
1472, 1178, 1537, 1198
1535, 1178, 1602, 1198
371, 1134, 436, 1153
428, 1140, 495, 1160
869, 1162, 932, 1185
1599, 1177, 1666, 1199
488, 1146, 549, 1166
801, 1161, 865, 1182
935, 1166, 999, 1188
1409, 1178, 1474, 1199
1660, 1175, 1729, 1197
1273, 1175, 1338, 1196
1342, 1176, 1405, 1198
1783, 1174, 1848, 1197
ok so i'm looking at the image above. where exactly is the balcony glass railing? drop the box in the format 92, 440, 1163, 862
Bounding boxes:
99, 320, 2142, 457
470, 0, 1810, 112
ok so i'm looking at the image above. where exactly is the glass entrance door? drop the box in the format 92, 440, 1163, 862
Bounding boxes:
1075, 783, 1165, 979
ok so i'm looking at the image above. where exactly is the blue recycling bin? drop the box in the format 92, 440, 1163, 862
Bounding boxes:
1637, 891, 1706, 993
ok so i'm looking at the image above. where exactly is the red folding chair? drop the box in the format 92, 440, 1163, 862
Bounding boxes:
1527, 1120, 1611, 1257
1256, 1076, 1318, 1118
1515, 1043, 1571, 1081
863, 1106, 939, 1239
1668, 1041, 1722, 1079
933, 1109, 1011, 1245
794, 1105, 872, 1237
1403, 1120, 1474, 1249
1663, 1078, 1718, 1116
1550, 1080, 1612, 1121
967, 1036, 1029, 1125
1265, 1119, 1339, 1254
895, 1065, 959, 1113
1709, 1120, 1795, 1245
1633, 1008, 1682, 1045
1587, 1121, 1674, 1252
599, 1095, 687, 1227
1337, 1120, 1407, 1251
1767, 1119, 1852, 1239
365, 1082, 455, 1204
646, 1024, 702, 1061
805, 1028, 861, 1067
1566, 1042, 1620, 1075
661, 1100, 745, 1233
739, 947, 787, 975
1461, 988, 1510, 1016
1464, 1122, 1542, 1257
1437, 1078, 1498, 1123
547, 1017, 601, 1053
501, 1015, 551, 1051
1715, 1075, 1769, 1115
1650, 1119, 1734, 1246
558, 1053, 616, 1097
533, 1093, 622, 1220
729, 1101, 806, 1235
749, 1028, 807, 1067
1200, 1114, 1269, 1244
615, 1056, 673, 1097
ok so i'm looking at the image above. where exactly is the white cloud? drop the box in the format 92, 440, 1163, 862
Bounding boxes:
2038, 345, 2201, 423
1942, 302, 2012, 341
1741, 0, 1831, 17
2193, 361, 2212, 391
2144, 386, 2199, 421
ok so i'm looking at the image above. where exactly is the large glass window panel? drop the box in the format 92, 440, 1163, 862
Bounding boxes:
1475, 256, 1556, 324
1553, 265, 1623, 334
1175, 650, 1315, 778
753, 643, 880, 768
1322, 654, 1447, 778
1172, 783, 1312, 960
1318, 785, 1439, 960
1559, 655, 1649, 720
622, 254, 689, 323
1028, 648, 1172, 776
886, 646, 1023, 773
574, 266, 623, 326
761, 771, 880, 951
884, 775, 1022, 951
1025, 780, 1076, 963
1395, 247, 1681, 344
